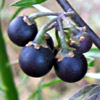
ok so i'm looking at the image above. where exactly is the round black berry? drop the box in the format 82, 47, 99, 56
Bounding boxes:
71, 32, 92, 53
8, 16, 37, 46
19, 45, 54, 77
54, 54, 87, 82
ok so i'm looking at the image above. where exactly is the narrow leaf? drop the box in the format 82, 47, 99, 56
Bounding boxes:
0, 0, 5, 10
10, 7, 26, 22
85, 93, 100, 100
11, 0, 47, 7
27, 78, 62, 100
69, 84, 98, 100
89, 85, 100, 96
86, 56, 95, 67
43, 78, 62, 88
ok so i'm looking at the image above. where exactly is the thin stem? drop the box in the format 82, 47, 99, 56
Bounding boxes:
56, 0, 100, 49
56, 18, 74, 59
55, 28, 61, 48
33, 12, 74, 45
37, 79, 43, 100
28, 11, 74, 23
57, 18, 68, 50
33, 17, 58, 44
29, 12, 58, 19
46, 23, 56, 32
9, 59, 19, 66
61, 14, 83, 39
27, 78, 62, 100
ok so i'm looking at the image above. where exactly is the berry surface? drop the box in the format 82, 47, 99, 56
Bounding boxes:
19, 45, 54, 77
8, 16, 37, 46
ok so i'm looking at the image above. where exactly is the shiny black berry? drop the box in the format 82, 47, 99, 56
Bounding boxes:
8, 16, 37, 46
54, 54, 87, 82
45, 33, 54, 50
19, 45, 54, 77
71, 32, 92, 53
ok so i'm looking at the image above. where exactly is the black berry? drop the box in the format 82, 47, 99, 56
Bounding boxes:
19, 45, 54, 77
45, 33, 54, 50
8, 16, 37, 46
54, 54, 87, 82
71, 32, 92, 53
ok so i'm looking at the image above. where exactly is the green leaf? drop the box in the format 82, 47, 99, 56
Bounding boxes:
42, 78, 62, 88
86, 93, 100, 100
0, 0, 5, 10
27, 78, 62, 100
86, 56, 95, 67
11, 0, 47, 7
69, 84, 98, 100
84, 85, 100, 100
89, 85, 100, 96
10, 7, 26, 22
84, 48, 100, 58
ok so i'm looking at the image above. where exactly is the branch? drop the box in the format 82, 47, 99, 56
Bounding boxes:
56, 0, 100, 49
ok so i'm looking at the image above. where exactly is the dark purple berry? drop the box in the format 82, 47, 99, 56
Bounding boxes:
8, 16, 37, 46
71, 32, 92, 53
54, 54, 87, 83
19, 45, 54, 77
45, 33, 54, 50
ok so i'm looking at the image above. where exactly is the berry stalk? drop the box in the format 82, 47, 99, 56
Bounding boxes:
33, 17, 58, 46
56, 18, 74, 60
28, 12, 74, 24
57, 18, 68, 50
56, 0, 100, 49
60, 14, 84, 40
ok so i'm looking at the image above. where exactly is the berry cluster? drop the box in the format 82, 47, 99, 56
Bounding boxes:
8, 12, 92, 83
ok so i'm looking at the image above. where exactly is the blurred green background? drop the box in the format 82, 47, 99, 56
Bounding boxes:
0, 0, 100, 100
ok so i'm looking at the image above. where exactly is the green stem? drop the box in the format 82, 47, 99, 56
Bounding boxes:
27, 78, 62, 100
55, 29, 61, 48
56, 18, 74, 59
57, 18, 69, 50
29, 12, 58, 20
9, 59, 19, 66
0, 16, 18, 100
61, 14, 83, 39
33, 17, 58, 45
28, 11, 74, 22
37, 79, 43, 100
